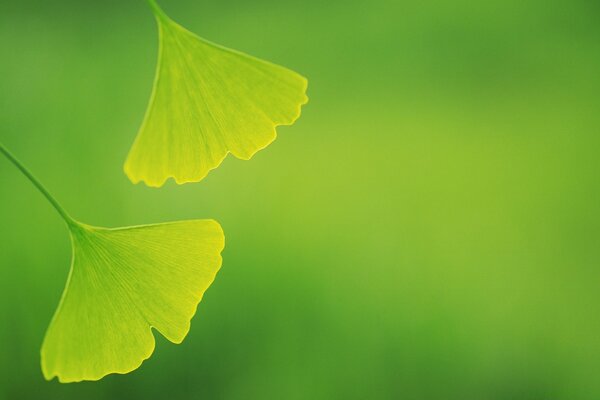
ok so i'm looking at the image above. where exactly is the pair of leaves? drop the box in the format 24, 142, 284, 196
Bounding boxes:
40, 0, 307, 383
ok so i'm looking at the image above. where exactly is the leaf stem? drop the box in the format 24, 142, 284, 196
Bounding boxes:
0, 142, 75, 226
146, 0, 168, 20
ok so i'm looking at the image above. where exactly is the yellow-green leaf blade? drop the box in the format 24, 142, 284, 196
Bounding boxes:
41, 219, 224, 383
124, 13, 308, 187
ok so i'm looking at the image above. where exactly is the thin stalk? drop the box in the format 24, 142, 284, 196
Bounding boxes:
146, 0, 169, 20
0, 142, 75, 226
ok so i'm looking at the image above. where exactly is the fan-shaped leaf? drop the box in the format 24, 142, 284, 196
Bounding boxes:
41, 219, 224, 383
124, 4, 308, 187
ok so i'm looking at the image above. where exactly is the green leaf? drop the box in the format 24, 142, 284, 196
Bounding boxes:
41, 219, 224, 383
124, 3, 308, 187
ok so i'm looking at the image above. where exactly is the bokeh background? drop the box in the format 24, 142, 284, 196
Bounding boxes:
1, 0, 600, 398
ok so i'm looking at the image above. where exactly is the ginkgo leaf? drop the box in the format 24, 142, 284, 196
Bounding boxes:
41, 219, 225, 383
2, 142, 226, 383
124, 0, 308, 187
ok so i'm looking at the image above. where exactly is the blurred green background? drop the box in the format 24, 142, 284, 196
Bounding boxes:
1, 0, 600, 398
